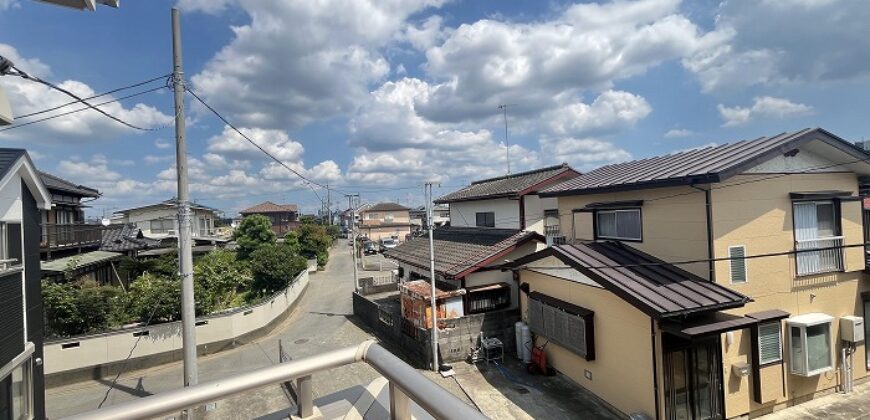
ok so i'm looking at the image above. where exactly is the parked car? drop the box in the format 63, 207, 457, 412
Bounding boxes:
379, 238, 399, 252
363, 241, 378, 255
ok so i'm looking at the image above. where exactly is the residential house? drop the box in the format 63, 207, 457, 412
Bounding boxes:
112, 199, 221, 239
239, 201, 299, 235
385, 227, 544, 316
358, 203, 412, 242
409, 204, 450, 232
0, 149, 53, 420
434, 163, 579, 240
509, 128, 870, 419
38, 171, 119, 259
340, 203, 371, 233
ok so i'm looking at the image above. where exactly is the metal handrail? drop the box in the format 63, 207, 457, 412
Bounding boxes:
63, 341, 487, 420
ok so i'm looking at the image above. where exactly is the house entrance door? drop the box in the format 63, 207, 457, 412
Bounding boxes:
663, 337, 723, 420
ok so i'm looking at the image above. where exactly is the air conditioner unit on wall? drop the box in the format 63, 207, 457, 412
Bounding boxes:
840, 316, 865, 343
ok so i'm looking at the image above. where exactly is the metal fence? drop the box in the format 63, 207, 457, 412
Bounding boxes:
795, 236, 845, 276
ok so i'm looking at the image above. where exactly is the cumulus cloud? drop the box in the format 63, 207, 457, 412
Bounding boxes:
684, 0, 870, 91
543, 90, 651, 137
176, 0, 234, 14
190, 0, 445, 129
154, 139, 171, 149
0, 44, 172, 142
539, 137, 631, 170
717, 96, 813, 127
207, 125, 304, 163
664, 128, 694, 138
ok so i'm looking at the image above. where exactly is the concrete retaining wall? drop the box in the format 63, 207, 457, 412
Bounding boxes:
44, 269, 310, 387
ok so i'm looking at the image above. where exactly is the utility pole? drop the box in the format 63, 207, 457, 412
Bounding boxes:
425, 182, 439, 372
498, 104, 514, 175
171, 7, 198, 388
326, 184, 331, 226
347, 194, 360, 292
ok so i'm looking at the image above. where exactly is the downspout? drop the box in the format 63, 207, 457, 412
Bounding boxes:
650, 318, 661, 420
519, 195, 526, 230
692, 184, 715, 281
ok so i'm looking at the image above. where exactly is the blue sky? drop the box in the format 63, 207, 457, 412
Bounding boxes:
1, 0, 869, 217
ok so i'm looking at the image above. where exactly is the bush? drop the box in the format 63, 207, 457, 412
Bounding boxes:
194, 249, 252, 311
297, 223, 332, 266
249, 244, 308, 298
127, 273, 183, 322
233, 215, 276, 260
42, 280, 129, 337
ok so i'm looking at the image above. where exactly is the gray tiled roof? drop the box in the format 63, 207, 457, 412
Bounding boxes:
384, 226, 542, 279
100, 224, 161, 252
365, 202, 410, 212
435, 164, 577, 203
38, 171, 100, 198
240, 201, 298, 214
542, 128, 869, 196
513, 242, 751, 318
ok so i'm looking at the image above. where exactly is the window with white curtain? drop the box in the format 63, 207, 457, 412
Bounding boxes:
595, 209, 641, 241
793, 200, 842, 276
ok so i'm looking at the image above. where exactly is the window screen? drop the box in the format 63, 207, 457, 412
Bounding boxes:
596, 209, 641, 240
729, 246, 747, 284
475, 212, 495, 227
758, 322, 782, 364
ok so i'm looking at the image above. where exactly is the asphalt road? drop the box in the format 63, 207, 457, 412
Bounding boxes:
46, 244, 384, 419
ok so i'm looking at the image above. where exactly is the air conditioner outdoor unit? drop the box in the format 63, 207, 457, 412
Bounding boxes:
840, 316, 865, 343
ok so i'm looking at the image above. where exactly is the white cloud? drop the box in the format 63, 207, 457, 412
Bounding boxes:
0, 0, 18, 11
539, 137, 631, 170
190, 0, 445, 129
176, 0, 234, 14
684, 0, 870, 91
664, 128, 694, 138
154, 139, 171, 149
0, 44, 172, 142
543, 90, 651, 137
718, 96, 813, 127
144, 154, 174, 165
400, 15, 448, 51
207, 125, 304, 163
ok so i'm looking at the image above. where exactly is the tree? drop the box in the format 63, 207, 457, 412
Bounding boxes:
249, 244, 308, 298
194, 249, 252, 311
282, 230, 301, 254
233, 215, 276, 260
42, 280, 127, 337
128, 273, 183, 322
297, 223, 332, 266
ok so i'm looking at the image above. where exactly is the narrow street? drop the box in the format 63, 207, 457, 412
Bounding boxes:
45, 244, 386, 418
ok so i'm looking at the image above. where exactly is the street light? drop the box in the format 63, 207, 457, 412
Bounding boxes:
33, 0, 119, 11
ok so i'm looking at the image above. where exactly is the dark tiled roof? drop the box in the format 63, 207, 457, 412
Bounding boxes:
116, 199, 221, 215
542, 128, 869, 196
240, 201, 298, 214
514, 242, 750, 318
384, 226, 543, 279
38, 171, 100, 198
365, 202, 410, 212
435, 163, 578, 203
100, 224, 161, 252
0, 149, 26, 180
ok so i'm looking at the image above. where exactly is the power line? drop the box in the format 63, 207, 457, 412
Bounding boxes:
0, 86, 167, 132
13, 74, 170, 119
1, 61, 165, 131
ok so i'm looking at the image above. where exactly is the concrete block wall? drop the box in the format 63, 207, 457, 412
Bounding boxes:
43, 269, 310, 386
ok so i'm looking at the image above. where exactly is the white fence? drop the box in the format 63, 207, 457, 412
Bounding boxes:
43, 269, 310, 377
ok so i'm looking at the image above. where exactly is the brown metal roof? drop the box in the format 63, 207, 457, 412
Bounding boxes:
511, 242, 750, 318
542, 128, 870, 196
239, 201, 298, 214
384, 226, 543, 279
435, 163, 579, 203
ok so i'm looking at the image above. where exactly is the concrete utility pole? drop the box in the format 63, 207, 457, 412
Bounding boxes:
347, 194, 360, 292
171, 7, 198, 388
425, 182, 439, 372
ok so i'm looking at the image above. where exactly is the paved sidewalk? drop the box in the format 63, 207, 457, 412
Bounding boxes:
761, 380, 870, 420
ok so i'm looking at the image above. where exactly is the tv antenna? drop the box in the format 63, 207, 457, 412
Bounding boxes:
497, 104, 516, 174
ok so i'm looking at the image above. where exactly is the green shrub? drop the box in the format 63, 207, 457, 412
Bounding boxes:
297, 223, 332, 266
249, 244, 308, 298
194, 249, 252, 311
127, 273, 183, 322
233, 215, 276, 260
43, 280, 129, 337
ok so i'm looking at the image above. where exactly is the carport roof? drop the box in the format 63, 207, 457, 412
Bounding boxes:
509, 242, 751, 318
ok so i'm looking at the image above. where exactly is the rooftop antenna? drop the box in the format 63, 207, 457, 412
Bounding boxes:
497, 104, 516, 175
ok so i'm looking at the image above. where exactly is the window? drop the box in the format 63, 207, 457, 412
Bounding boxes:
543, 209, 560, 236
729, 246, 747, 284
793, 201, 843, 275
758, 322, 782, 365
0, 222, 21, 271
475, 212, 495, 228
595, 209, 642, 241
527, 292, 595, 360
787, 314, 834, 376
150, 219, 174, 234
465, 283, 511, 313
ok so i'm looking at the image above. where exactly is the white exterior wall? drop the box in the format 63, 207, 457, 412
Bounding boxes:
449, 198, 519, 229
0, 173, 22, 222
522, 194, 559, 235
116, 206, 217, 239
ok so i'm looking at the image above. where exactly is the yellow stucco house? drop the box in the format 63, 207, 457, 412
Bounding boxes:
509, 128, 870, 419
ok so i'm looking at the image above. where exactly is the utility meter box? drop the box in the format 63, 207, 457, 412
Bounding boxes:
0, 86, 12, 126
840, 316, 865, 343
731, 362, 751, 378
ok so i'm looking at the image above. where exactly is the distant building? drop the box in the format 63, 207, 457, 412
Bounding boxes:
239, 201, 299, 235
112, 199, 221, 239
0, 149, 53, 420
409, 204, 449, 232
358, 202, 411, 242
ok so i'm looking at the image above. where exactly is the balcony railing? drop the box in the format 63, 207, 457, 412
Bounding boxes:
41, 223, 124, 250
544, 224, 560, 237
64, 341, 486, 420
795, 235, 845, 276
